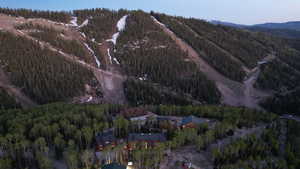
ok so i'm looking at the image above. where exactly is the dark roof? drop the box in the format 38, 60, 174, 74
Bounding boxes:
102, 163, 126, 169
128, 133, 166, 142
96, 128, 116, 145
181, 115, 206, 126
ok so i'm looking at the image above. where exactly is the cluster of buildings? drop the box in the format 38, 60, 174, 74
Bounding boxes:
96, 108, 211, 169
96, 109, 210, 151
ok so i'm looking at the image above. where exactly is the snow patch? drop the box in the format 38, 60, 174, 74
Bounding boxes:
258, 60, 268, 65
70, 17, 78, 27
106, 32, 120, 45
138, 74, 148, 81
107, 49, 113, 64
60, 33, 66, 38
153, 45, 167, 49
117, 15, 129, 32
78, 60, 86, 65
106, 15, 128, 46
58, 51, 65, 55
113, 57, 120, 65
78, 19, 89, 28
80, 32, 86, 38
17, 30, 25, 35
84, 43, 101, 68
87, 96, 93, 102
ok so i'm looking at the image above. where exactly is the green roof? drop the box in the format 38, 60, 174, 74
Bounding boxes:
102, 163, 126, 169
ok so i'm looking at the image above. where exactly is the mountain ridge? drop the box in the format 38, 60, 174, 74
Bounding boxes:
0, 8, 299, 115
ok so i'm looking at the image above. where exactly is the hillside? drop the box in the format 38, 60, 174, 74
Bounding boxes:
0, 8, 299, 114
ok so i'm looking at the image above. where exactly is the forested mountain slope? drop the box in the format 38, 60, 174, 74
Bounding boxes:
0, 8, 299, 114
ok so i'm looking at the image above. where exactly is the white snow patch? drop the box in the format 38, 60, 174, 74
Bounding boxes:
117, 15, 129, 32
58, 51, 65, 55
60, 33, 66, 38
258, 60, 268, 65
84, 43, 101, 68
80, 32, 86, 38
107, 49, 113, 64
91, 38, 95, 42
87, 96, 93, 102
17, 30, 25, 35
138, 74, 148, 81
113, 57, 120, 65
106, 32, 120, 45
78, 19, 89, 28
70, 17, 78, 27
106, 15, 129, 46
153, 45, 167, 49
78, 60, 86, 65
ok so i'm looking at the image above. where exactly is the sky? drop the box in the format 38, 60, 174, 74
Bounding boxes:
1, 0, 300, 25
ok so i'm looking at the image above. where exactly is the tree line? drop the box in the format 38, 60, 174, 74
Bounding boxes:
0, 7, 71, 23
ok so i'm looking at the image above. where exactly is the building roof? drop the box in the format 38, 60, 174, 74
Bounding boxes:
181, 115, 206, 126
96, 128, 116, 145
102, 162, 126, 169
128, 133, 167, 142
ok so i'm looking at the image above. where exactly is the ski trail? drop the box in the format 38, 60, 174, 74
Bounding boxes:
107, 49, 113, 64
106, 15, 128, 65
151, 15, 271, 109
84, 43, 101, 68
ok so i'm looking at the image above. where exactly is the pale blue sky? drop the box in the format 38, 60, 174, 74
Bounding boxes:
1, 0, 300, 25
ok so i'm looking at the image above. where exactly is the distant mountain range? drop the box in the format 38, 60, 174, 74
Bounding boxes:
211, 20, 300, 31
210, 20, 247, 28
211, 20, 300, 39
254, 21, 300, 31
